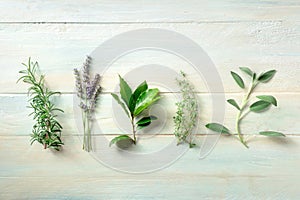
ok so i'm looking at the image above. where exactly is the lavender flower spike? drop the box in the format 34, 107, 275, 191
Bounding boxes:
73, 68, 83, 98
82, 56, 91, 84
73, 56, 102, 152
87, 74, 101, 99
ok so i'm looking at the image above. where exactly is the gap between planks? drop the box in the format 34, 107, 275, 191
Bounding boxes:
0, 20, 291, 25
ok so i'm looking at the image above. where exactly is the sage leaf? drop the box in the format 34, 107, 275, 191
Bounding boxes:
231, 71, 245, 89
109, 135, 134, 147
111, 93, 130, 117
205, 123, 231, 134
259, 131, 286, 137
258, 70, 276, 83
118, 75, 132, 107
239, 67, 253, 77
134, 88, 160, 116
129, 81, 148, 113
227, 99, 241, 110
250, 100, 271, 112
256, 95, 277, 106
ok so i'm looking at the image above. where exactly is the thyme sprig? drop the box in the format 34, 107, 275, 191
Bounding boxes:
173, 71, 198, 148
206, 67, 285, 148
17, 58, 64, 151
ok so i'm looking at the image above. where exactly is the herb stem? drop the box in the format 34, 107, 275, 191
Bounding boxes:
235, 82, 255, 148
131, 115, 137, 144
87, 110, 92, 151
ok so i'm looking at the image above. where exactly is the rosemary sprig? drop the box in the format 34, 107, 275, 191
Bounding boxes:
74, 56, 101, 152
206, 67, 285, 148
173, 71, 198, 148
17, 58, 64, 151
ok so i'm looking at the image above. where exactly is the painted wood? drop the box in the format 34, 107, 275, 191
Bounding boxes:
1, 0, 300, 22
0, 136, 299, 199
1, 0, 299, 199
0, 93, 299, 136
1, 22, 300, 93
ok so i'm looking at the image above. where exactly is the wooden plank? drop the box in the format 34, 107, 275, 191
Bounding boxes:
0, 135, 299, 199
0, 0, 300, 23
0, 93, 299, 136
1, 22, 300, 93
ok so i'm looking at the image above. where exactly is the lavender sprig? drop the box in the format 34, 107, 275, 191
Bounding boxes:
74, 56, 101, 152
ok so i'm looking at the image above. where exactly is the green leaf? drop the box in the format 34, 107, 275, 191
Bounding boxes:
129, 81, 148, 114
109, 135, 134, 147
227, 99, 241, 110
118, 75, 132, 107
259, 131, 286, 137
136, 116, 157, 127
231, 71, 245, 89
250, 100, 271, 112
111, 93, 130, 118
51, 108, 64, 113
189, 143, 197, 148
134, 88, 160, 116
252, 73, 257, 81
239, 67, 253, 77
19, 70, 28, 74
258, 70, 276, 83
256, 95, 277, 106
205, 123, 231, 134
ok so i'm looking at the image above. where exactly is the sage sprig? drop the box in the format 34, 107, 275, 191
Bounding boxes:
173, 71, 198, 148
206, 67, 285, 148
74, 56, 101, 152
17, 58, 64, 151
110, 75, 160, 147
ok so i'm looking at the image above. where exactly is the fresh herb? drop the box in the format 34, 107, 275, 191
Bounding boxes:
17, 58, 64, 151
110, 75, 160, 147
173, 71, 198, 148
205, 67, 285, 148
74, 56, 101, 152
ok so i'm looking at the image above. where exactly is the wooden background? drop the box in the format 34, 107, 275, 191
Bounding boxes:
1, 0, 300, 199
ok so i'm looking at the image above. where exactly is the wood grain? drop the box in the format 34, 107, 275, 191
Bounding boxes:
1, 0, 300, 22
1, 22, 300, 93
1, 0, 300, 199
0, 135, 299, 199
0, 93, 299, 136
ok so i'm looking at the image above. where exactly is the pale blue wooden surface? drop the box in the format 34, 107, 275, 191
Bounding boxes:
0, 1, 299, 199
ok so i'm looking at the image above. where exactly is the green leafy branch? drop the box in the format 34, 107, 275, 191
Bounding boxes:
206, 67, 285, 148
110, 75, 160, 147
17, 58, 64, 151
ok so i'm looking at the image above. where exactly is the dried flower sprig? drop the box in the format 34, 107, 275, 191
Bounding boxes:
74, 56, 101, 152
206, 67, 286, 148
173, 71, 198, 148
110, 75, 160, 147
17, 58, 64, 151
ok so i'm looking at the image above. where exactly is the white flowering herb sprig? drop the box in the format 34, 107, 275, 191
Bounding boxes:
110, 75, 160, 147
17, 58, 64, 151
206, 67, 286, 148
173, 71, 198, 148
74, 56, 101, 152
